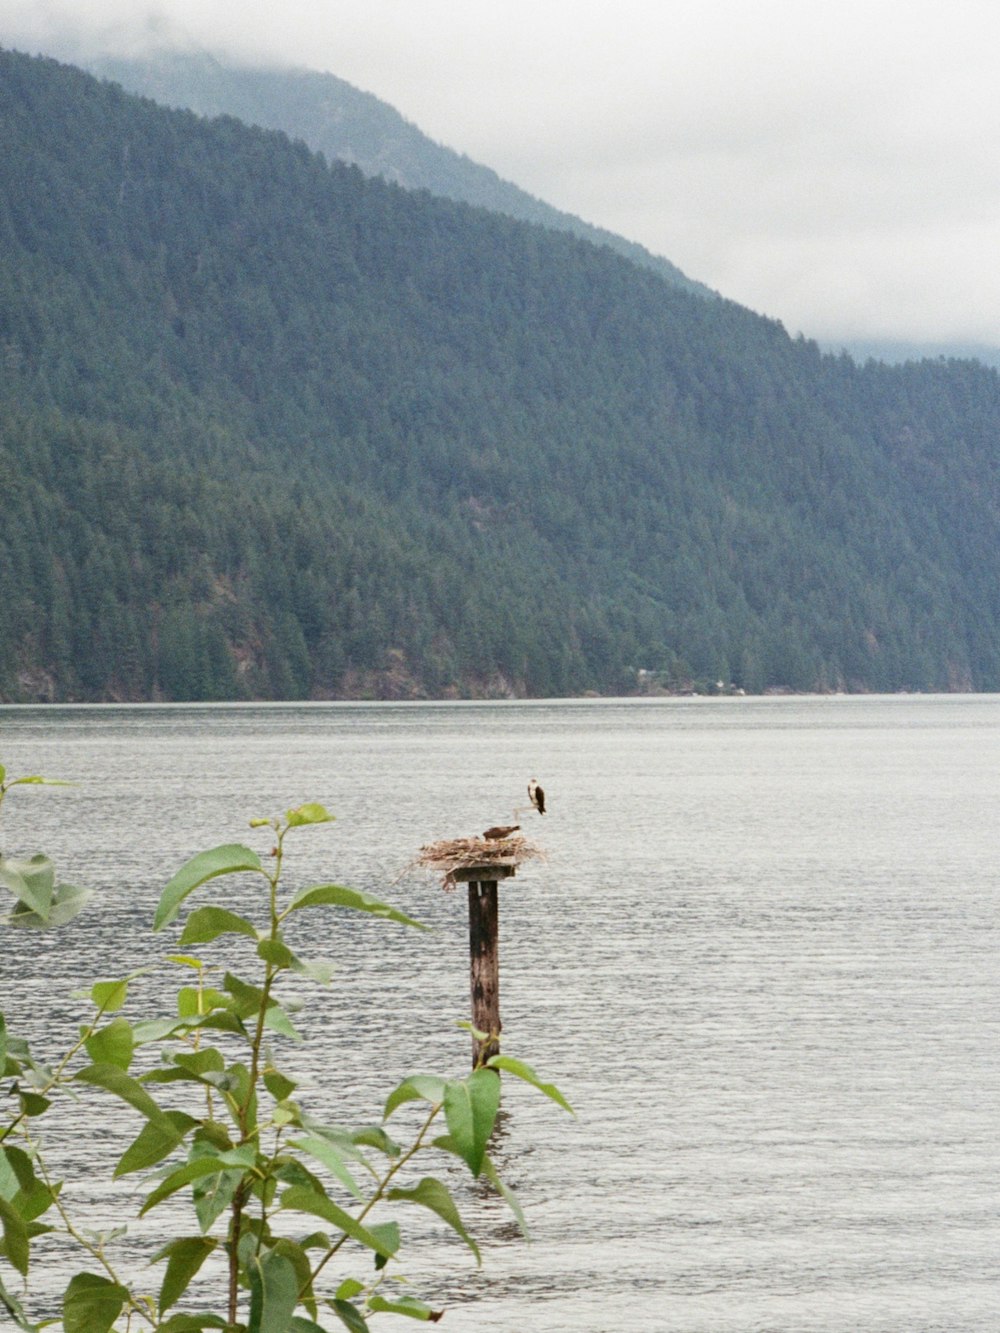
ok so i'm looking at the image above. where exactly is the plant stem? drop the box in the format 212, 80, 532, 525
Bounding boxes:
228, 1187, 247, 1327
306, 1101, 442, 1293
0, 1013, 103, 1144
227, 823, 286, 1322
29, 1129, 156, 1327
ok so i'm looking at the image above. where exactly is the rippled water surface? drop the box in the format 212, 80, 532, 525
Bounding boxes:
2, 696, 1000, 1331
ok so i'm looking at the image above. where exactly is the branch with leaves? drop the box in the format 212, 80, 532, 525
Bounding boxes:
0, 764, 571, 1331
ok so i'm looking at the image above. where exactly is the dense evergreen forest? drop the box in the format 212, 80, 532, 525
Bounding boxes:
82, 49, 711, 299
3, 46, 1000, 701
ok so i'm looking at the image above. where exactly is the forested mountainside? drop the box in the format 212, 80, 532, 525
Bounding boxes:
82, 49, 711, 299
3, 47, 1000, 702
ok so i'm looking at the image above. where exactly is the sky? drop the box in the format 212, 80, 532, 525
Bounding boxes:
4, 0, 1000, 349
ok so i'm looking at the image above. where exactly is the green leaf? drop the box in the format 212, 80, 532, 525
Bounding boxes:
139, 1158, 219, 1213
289, 956, 336, 985
46, 881, 92, 926
202, 1062, 252, 1103
0, 1146, 36, 1194
262, 1004, 302, 1041
154, 1236, 218, 1315
178, 986, 233, 1020
248, 1249, 298, 1333
141, 1145, 255, 1215
194, 1121, 235, 1152
3, 1032, 26, 1063
297, 1121, 370, 1165
0, 1147, 52, 1224
4, 874, 91, 928
0, 1269, 39, 1332
173, 1048, 226, 1077
272, 1238, 317, 1318
335, 1279, 365, 1301
116, 1110, 197, 1177
280, 1186, 397, 1258
329, 1300, 370, 1333
0, 1149, 20, 1202
285, 803, 335, 828
201, 1006, 249, 1034
76, 1063, 170, 1126
263, 1069, 297, 1102
178, 906, 259, 946
0, 855, 53, 918
16, 1091, 49, 1118
367, 1221, 400, 1271
0, 1197, 29, 1276
85, 1017, 134, 1070
482, 1153, 530, 1239
7, 1174, 48, 1236
351, 1125, 399, 1157
287, 884, 425, 929
387, 1177, 480, 1263
131, 1016, 194, 1045
217, 1141, 259, 1169
223, 972, 266, 1017
257, 937, 295, 969
154, 844, 264, 931
194, 1168, 244, 1233
384, 1075, 446, 1121
288, 1319, 328, 1333
288, 1138, 364, 1201
90, 978, 129, 1013
443, 1069, 500, 1177
143, 1069, 206, 1090
368, 1294, 443, 1322
271, 1158, 321, 1195
486, 1055, 574, 1113
62, 1272, 128, 1333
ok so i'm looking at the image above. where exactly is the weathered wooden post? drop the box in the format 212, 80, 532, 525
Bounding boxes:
415, 833, 541, 1069
450, 864, 516, 1066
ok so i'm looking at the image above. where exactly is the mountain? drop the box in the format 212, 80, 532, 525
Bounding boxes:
81, 49, 712, 301
4, 46, 1000, 702
80, 52, 1000, 374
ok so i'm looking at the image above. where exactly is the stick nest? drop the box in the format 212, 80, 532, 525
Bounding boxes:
415, 834, 545, 890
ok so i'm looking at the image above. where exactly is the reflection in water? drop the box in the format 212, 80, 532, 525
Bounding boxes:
1, 696, 1000, 1330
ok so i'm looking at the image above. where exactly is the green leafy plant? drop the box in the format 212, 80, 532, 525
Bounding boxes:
0, 763, 570, 1330
0, 761, 95, 1328
0, 764, 89, 930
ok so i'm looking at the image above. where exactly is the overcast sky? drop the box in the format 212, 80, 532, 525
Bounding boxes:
5, 0, 1000, 348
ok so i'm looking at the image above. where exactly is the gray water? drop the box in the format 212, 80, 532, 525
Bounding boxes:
2, 695, 1000, 1331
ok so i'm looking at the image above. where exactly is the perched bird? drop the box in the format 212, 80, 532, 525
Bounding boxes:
483, 824, 520, 840
527, 777, 546, 815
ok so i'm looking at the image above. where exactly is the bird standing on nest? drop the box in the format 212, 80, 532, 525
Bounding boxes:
483, 824, 520, 840
527, 778, 545, 815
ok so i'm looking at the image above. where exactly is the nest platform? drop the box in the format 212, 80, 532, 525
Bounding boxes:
416, 833, 544, 889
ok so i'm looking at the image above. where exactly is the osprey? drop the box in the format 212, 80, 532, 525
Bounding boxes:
527, 778, 545, 815
483, 824, 520, 840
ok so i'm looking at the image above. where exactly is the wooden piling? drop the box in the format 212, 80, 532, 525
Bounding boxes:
452, 863, 516, 1066
415, 834, 542, 1069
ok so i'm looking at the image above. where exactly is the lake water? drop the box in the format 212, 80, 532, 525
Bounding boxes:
2, 695, 1000, 1331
